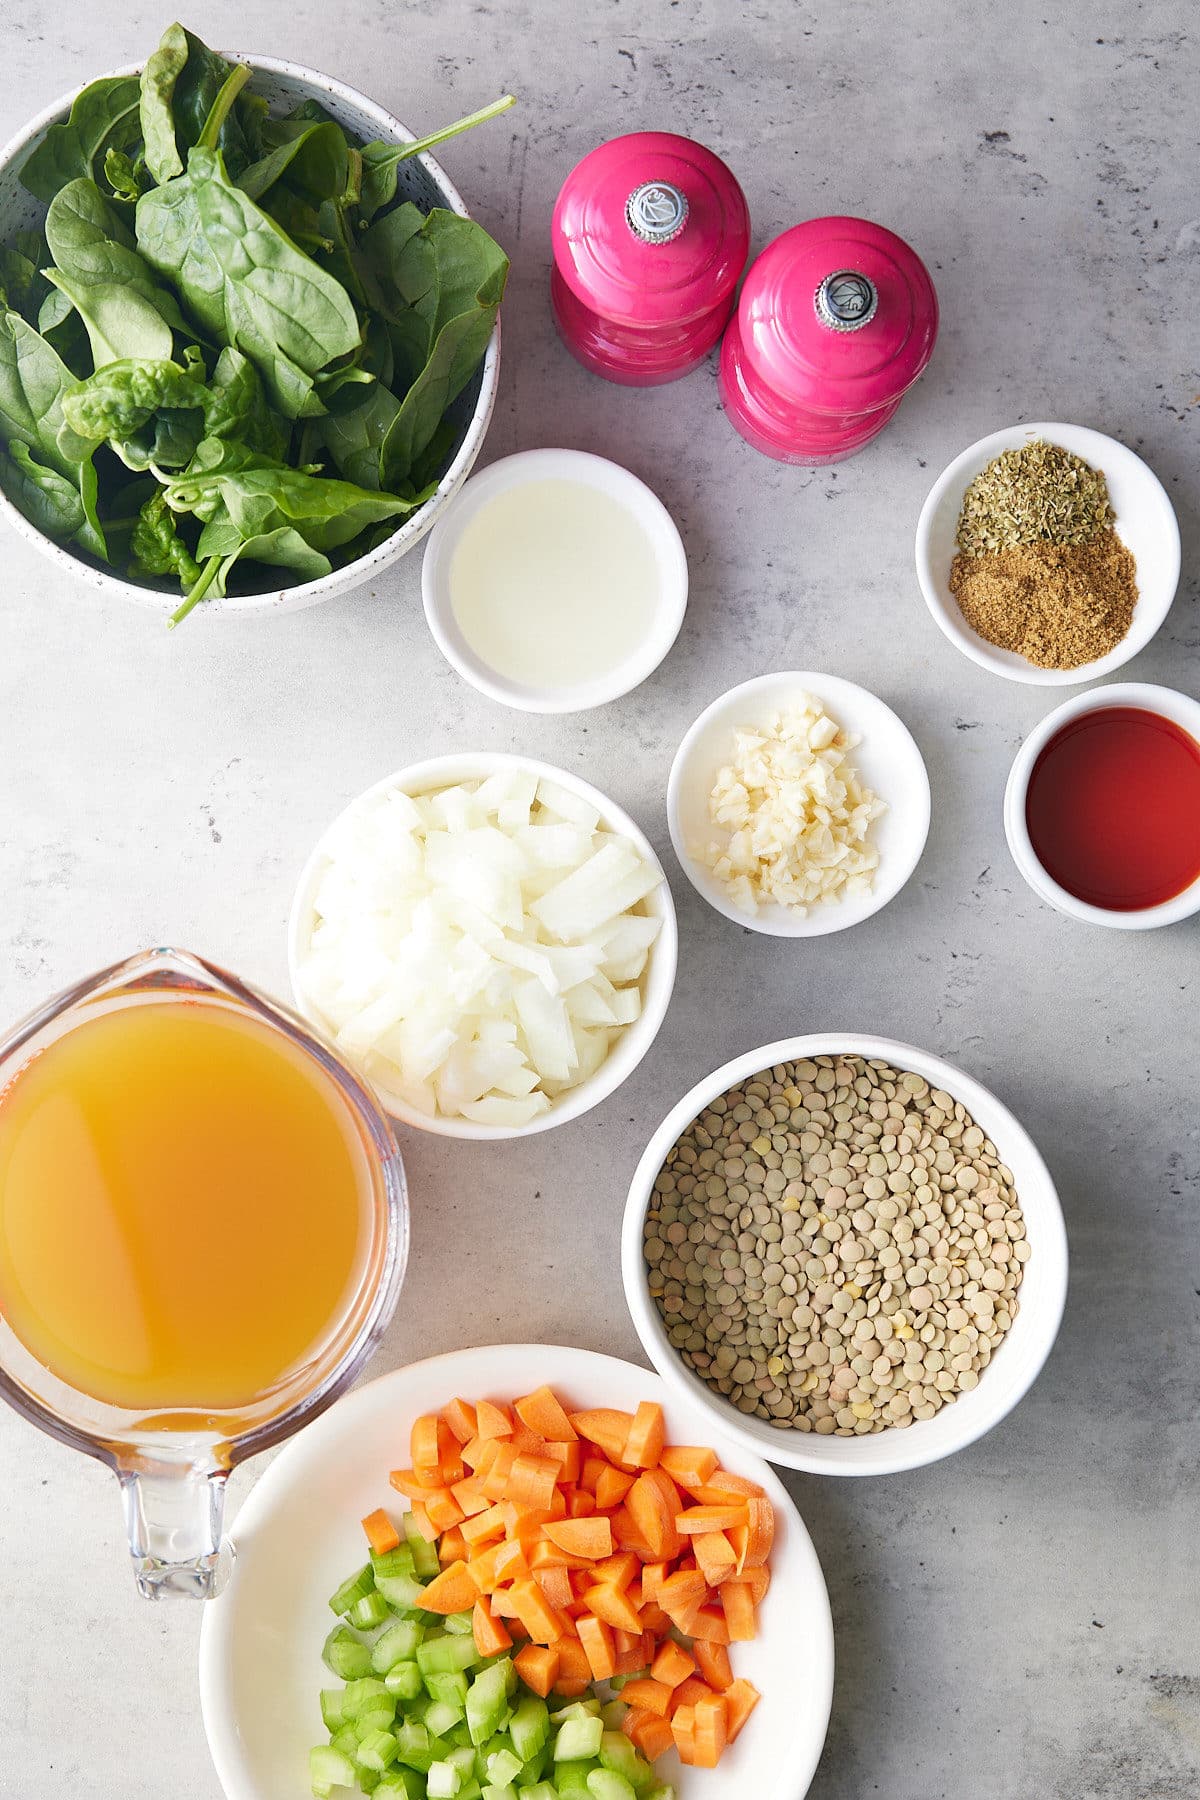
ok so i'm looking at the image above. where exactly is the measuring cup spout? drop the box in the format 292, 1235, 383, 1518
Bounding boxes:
119, 1458, 232, 1600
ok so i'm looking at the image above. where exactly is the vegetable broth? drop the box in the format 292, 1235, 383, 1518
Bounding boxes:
0, 996, 375, 1414
449, 478, 662, 688
1025, 707, 1200, 910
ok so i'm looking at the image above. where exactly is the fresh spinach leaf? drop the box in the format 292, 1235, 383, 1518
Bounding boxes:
239, 121, 350, 206
165, 441, 419, 551
104, 146, 148, 204
136, 146, 361, 416
318, 379, 400, 489
44, 178, 188, 364
20, 76, 142, 204
129, 488, 202, 583
139, 22, 259, 184
357, 95, 514, 224
0, 440, 90, 544
62, 356, 209, 443
0, 245, 49, 323
0, 309, 106, 555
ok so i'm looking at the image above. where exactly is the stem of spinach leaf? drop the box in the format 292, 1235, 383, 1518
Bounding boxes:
197, 63, 254, 152
396, 94, 516, 163
168, 553, 222, 628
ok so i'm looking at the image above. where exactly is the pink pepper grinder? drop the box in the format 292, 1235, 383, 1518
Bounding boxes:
719, 216, 939, 464
551, 131, 750, 386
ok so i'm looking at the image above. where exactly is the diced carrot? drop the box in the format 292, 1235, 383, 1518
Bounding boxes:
657, 1567, 707, 1612
529, 1538, 590, 1572
544, 1516, 612, 1560
410, 1413, 442, 1475
693, 1639, 733, 1691
534, 1564, 574, 1610
627, 1470, 685, 1561
461, 1502, 508, 1546
671, 1704, 697, 1766
692, 1691, 728, 1768
450, 1476, 489, 1518
438, 1446, 465, 1488
580, 1454, 608, 1496
619, 1678, 673, 1718
740, 1564, 771, 1605
640, 1601, 673, 1636
472, 1595, 512, 1657
513, 1643, 560, 1698
420, 1561, 478, 1615
659, 1445, 719, 1491
458, 1434, 490, 1472
584, 1582, 643, 1634
567, 1487, 595, 1519
467, 1543, 506, 1593
610, 1506, 655, 1560
651, 1639, 696, 1689
741, 1496, 775, 1567
388, 1468, 433, 1500
492, 1538, 530, 1584
623, 1401, 665, 1470
724, 1678, 760, 1743
613, 1628, 648, 1676
480, 1442, 518, 1501
693, 1529, 738, 1587
625, 1709, 675, 1762
545, 1440, 582, 1483
490, 1585, 521, 1619
409, 1500, 436, 1544
577, 1613, 617, 1681
719, 1579, 757, 1642
641, 1561, 668, 1604
593, 1551, 640, 1590
505, 1453, 560, 1512
697, 1468, 765, 1500
507, 1424, 548, 1459
515, 1385, 578, 1442
675, 1503, 749, 1535
441, 1397, 478, 1445
594, 1464, 636, 1510
569, 1408, 635, 1463
423, 1487, 465, 1533
691, 1603, 731, 1645
361, 1508, 400, 1556
509, 1578, 566, 1646
476, 1399, 514, 1440
437, 1526, 467, 1565
553, 1636, 592, 1684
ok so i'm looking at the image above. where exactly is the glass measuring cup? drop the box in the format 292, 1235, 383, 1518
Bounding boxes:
0, 948, 408, 1599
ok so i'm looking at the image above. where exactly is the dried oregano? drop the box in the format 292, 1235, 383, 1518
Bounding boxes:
955, 438, 1115, 555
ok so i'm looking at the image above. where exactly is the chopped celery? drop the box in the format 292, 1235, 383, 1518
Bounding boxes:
419, 1634, 482, 1677
555, 1766, 597, 1800
310, 1742, 357, 1798
319, 1687, 349, 1732
358, 1771, 383, 1796
323, 1624, 374, 1681
445, 1609, 476, 1636
588, 1772, 638, 1800
487, 1748, 524, 1787
551, 1699, 602, 1725
425, 1670, 470, 1710
351, 1590, 393, 1631
373, 1620, 425, 1674
376, 1775, 426, 1800
404, 1514, 441, 1578
329, 1563, 376, 1616
357, 1728, 400, 1773
385, 1662, 424, 1702
376, 1571, 430, 1612
395, 1720, 439, 1773
428, 1761, 461, 1799
554, 1716, 604, 1762
427, 1699, 466, 1739
517, 1786, 559, 1800
509, 1694, 550, 1764
645, 1786, 676, 1800
341, 1678, 392, 1719
467, 1661, 513, 1747
330, 1724, 362, 1760
598, 1731, 653, 1792
482, 1786, 519, 1800
372, 1543, 417, 1580
599, 1701, 627, 1730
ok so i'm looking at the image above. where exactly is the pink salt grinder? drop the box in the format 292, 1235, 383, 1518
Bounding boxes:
719, 216, 939, 464
551, 131, 750, 386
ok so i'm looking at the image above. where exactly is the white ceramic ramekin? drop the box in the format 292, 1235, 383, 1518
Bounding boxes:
421, 449, 688, 712
915, 423, 1180, 684
289, 751, 678, 1139
1003, 681, 1200, 929
0, 57, 500, 615
621, 1033, 1068, 1476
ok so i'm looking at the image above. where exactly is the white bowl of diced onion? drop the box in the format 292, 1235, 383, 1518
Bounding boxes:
667, 671, 931, 938
289, 754, 678, 1138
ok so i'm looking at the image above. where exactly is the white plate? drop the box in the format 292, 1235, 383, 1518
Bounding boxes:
667, 671, 930, 937
198, 1343, 834, 1800
914, 422, 1180, 685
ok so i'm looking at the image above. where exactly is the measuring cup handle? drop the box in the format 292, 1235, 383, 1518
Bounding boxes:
119, 1462, 232, 1600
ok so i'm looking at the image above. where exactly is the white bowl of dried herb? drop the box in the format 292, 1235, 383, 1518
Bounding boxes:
914, 422, 1180, 685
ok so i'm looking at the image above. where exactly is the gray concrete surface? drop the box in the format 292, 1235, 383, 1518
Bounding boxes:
1, 1, 1198, 1795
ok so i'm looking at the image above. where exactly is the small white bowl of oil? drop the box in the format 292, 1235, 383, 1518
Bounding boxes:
421, 448, 688, 712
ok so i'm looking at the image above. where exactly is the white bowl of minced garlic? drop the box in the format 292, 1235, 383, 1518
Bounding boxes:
915, 422, 1180, 686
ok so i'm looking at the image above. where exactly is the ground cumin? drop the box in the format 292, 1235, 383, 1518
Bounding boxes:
948, 527, 1138, 669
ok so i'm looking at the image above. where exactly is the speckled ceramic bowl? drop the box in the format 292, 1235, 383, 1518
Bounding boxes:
0, 57, 500, 616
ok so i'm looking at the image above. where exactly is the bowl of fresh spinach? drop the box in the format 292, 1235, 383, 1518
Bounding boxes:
0, 24, 511, 623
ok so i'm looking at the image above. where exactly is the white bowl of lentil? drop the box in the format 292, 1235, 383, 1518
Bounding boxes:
915, 422, 1180, 685
621, 1035, 1068, 1476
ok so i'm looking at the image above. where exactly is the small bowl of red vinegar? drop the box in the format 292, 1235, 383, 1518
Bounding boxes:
1004, 683, 1200, 929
